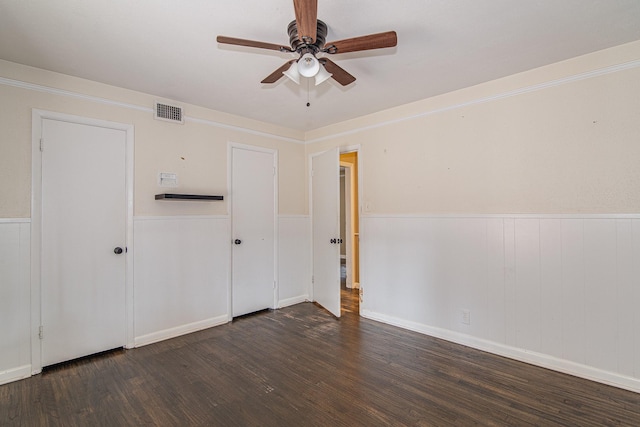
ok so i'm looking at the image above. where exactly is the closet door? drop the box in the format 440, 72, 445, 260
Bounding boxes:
41, 118, 127, 366
231, 144, 277, 317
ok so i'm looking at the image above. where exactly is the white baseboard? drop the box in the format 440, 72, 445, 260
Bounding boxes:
0, 364, 32, 385
134, 315, 229, 348
278, 295, 309, 308
361, 309, 640, 394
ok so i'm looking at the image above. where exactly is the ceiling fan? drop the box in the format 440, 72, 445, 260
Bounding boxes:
216, 0, 397, 86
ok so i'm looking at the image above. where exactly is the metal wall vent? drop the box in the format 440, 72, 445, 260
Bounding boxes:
154, 102, 184, 124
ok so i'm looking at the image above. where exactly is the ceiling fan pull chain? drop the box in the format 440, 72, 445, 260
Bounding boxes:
306, 78, 311, 107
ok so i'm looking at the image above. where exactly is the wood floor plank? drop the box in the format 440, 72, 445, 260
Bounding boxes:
1, 288, 639, 426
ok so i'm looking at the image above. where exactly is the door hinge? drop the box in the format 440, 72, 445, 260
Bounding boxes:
311, 275, 314, 284
273, 166, 276, 176
39, 138, 44, 152
38, 325, 44, 339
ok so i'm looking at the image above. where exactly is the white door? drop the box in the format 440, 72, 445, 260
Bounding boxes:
231, 145, 276, 317
41, 119, 127, 366
312, 148, 341, 317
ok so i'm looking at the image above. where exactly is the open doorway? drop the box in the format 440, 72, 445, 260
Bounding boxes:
340, 151, 359, 315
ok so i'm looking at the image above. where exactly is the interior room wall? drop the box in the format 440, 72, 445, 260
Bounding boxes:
304, 40, 640, 392
0, 60, 309, 384
307, 41, 640, 215
0, 220, 30, 383
0, 60, 307, 218
2, 38, 639, 391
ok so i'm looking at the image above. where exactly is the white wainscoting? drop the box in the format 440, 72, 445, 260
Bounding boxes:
360, 214, 640, 392
133, 216, 231, 347
278, 215, 311, 307
1, 214, 309, 384
0, 220, 31, 385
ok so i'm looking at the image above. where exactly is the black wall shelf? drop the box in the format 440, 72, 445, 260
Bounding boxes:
155, 193, 223, 201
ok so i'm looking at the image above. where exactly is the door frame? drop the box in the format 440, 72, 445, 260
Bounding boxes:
227, 141, 279, 320
340, 145, 362, 313
308, 144, 361, 312
340, 161, 353, 288
31, 109, 134, 374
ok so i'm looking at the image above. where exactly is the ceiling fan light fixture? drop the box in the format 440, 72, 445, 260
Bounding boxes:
283, 61, 301, 84
314, 64, 332, 85
217, 2, 399, 87
298, 52, 320, 78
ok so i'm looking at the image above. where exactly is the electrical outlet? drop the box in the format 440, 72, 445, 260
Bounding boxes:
462, 309, 471, 325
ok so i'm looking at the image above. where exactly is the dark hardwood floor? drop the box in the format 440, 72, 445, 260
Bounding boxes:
2, 290, 639, 426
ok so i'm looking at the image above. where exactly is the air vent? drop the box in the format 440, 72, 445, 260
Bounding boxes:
154, 102, 184, 124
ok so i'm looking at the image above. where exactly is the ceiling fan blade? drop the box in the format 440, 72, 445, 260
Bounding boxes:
324, 31, 397, 54
261, 60, 296, 84
293, 0, 318, 43
217, 36, 291, 52
320, 58, 356, 86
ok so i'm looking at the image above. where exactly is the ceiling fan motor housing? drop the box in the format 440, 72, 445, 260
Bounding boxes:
287, 19, 327, 55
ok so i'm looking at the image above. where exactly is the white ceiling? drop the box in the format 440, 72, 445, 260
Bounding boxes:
1, 0, 639, 132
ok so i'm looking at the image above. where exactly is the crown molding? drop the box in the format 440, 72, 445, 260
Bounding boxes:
0, 76, 304, 144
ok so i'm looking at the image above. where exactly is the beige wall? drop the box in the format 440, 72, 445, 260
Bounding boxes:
2, 40, 640, 218
6, 42, 640, 218
0, 60, 307, 218
305, 40, 640, 215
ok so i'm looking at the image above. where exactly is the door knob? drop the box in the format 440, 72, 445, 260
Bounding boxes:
234, 239, 242, 245
114, 247, 123, 254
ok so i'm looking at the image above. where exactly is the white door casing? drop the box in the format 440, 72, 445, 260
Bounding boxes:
230, 143, 277, 317
34, 114, 134, 367
311, 148, 341, 318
